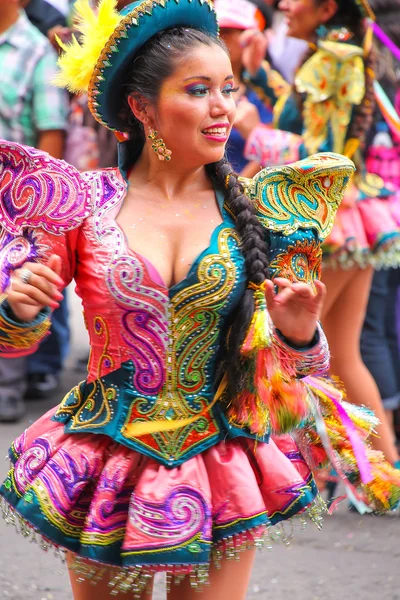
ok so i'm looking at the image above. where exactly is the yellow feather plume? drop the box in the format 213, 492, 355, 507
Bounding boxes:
54, 0, 123, 93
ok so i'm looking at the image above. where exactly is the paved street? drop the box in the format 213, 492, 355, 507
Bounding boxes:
0, 292, 399, 600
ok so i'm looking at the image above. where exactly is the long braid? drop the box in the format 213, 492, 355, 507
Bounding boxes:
206, 157, 270, 395
116, 26, 272, 396
347, 46, 377, 150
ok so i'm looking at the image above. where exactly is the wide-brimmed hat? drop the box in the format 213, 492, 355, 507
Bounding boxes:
56, 0, 219, 131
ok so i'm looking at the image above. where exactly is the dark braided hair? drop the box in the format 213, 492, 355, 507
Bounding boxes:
295, 0, 376, 152
119, 27, 270, 394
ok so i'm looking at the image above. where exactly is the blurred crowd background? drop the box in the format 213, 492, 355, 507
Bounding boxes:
0, 0, 400, 478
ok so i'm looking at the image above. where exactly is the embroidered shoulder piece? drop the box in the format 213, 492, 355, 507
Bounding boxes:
295, 41, 365, 155
240, 152, 355, 240
0, 140, 93, 236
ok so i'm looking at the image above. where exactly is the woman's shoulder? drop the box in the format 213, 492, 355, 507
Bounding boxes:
240, 152, 355, 240
0, 141, 126, 237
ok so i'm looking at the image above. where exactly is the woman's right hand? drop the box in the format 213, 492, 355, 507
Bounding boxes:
6, 255, 65, 322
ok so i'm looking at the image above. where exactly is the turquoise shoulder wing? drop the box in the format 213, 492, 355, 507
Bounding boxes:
241, 152, 355, 241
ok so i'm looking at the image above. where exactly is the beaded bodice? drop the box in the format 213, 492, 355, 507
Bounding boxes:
51, 168, 247, 465
0, 142, 354, 466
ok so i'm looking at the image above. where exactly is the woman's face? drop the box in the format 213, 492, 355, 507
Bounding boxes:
279, 0, 335, 41
150, 44, 237, 169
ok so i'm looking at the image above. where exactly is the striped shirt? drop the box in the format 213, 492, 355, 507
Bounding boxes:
0, 11, 68, 146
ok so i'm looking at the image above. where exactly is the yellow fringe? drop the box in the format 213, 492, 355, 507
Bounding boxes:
241, 281, 271, 355
54, 0, 123, 93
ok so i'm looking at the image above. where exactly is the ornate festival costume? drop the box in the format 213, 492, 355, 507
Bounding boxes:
244, 2, 400, 269
1, 1, 400, 596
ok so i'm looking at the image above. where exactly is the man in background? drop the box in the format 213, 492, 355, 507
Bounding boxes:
264, 0, 308, 82
22, 0, 67, 35
0, 0, 69, 421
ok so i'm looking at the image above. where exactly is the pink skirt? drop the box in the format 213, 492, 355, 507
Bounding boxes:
1, 406, 322, 595
323, 185, 400, 269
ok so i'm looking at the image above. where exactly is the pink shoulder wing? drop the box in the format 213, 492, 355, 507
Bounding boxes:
0, 140, 93, 235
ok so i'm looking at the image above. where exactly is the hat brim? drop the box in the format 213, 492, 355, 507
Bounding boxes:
88, 0, 219, 132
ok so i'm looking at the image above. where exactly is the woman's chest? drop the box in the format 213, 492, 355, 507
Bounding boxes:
72, 194, 247, 381
114, 193, 225, 290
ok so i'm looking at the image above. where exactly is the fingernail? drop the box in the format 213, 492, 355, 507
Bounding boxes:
55, 292, 64, 300
50, 301, 60, 309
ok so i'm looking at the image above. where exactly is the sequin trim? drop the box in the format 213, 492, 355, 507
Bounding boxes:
323, 238, 400, 270
246, 153, 354, 239
0, 494, 326, 598
0, 298, 51, 357
273, 323, 330, 377
0, 140, 92, 236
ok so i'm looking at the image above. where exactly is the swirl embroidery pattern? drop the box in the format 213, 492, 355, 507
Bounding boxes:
0, 141, 92, 236
54, 172, 240, 464
90, 170, 168, 392
0, 228, 49, 292
247, 153, 353, 238
124, 486, 211, 557
123, 228, 240, 463
269, 238, 322, 284
55, 171, 168, 431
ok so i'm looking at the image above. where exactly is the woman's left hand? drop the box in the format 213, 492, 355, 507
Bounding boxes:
265, 278, 326, 347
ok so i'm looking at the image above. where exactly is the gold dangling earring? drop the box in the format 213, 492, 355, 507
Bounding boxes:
147, 128, 172, 161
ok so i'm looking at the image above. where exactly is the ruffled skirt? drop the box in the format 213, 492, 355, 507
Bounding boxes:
0, 407, 323, 595
322, 185, 400, 269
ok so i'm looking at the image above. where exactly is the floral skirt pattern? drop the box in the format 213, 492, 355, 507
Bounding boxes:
0, 406, 323, 595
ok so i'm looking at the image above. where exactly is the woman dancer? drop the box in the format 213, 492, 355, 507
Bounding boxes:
0, 1, 398, 599
244, 0, 400, 466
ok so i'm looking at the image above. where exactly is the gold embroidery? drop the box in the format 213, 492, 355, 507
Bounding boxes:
269, 239, 322, 285
245, 153, 355, 239
55, 316, 117, 428
122, 228, 240, 461
0, 297, 51, 353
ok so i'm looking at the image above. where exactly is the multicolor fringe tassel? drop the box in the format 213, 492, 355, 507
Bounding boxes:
227, 281, 310, 437
303, 375, 400, 514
